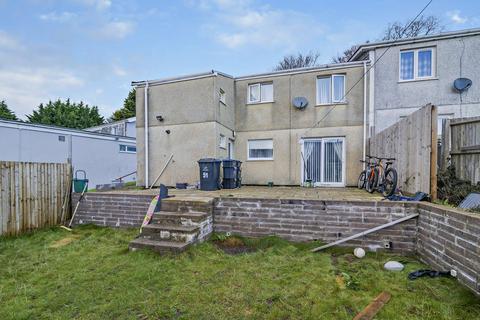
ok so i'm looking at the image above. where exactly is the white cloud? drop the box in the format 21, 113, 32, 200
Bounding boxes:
0, 30, 20, 50
39, 11, 77, 22
99, 21, 134, 39
112, 64, 127, 76
214, 8, 323, 49
447, 10, 468, 24
0, 67, 85, 118
77, 0, 112, 11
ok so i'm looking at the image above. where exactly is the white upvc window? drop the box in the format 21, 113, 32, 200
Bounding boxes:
316, 74, 345, 105
247, 139, 273, 160
399, 47, 435, 81
119, 144, 136, 153
219, 134, 227, 149
247, 82, 273, 104
219, 88, 226, 105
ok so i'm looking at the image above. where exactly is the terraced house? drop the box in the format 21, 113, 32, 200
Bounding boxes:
133, 60, 369, 188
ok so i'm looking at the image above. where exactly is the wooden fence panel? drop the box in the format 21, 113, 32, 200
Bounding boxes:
0, 161, 72, 236
369, 104, 437, 196
449, 116, 480, 184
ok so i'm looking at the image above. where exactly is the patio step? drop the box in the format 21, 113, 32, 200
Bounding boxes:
150, 211, 210, 226
129, 238, 189, 254
140, 224, 200, 242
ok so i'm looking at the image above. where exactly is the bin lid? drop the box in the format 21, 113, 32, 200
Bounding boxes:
198, 158, 221, 163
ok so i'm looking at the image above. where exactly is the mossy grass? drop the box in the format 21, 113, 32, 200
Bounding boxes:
0, 226, 478, 319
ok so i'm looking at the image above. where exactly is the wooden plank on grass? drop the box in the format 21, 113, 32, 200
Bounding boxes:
353, 291, 391, 320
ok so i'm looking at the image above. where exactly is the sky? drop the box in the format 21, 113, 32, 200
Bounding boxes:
0, 0, 479, 120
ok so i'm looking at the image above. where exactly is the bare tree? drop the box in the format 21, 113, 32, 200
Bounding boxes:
332, 15, 444, 63
382, 15, 444, 40
274, 51, 320, 71
331, 44, 361, 63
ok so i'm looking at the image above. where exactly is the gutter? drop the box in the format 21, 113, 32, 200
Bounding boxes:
349, 27, 480, 61
144, 81, 149, 188
132, 70, 234, 88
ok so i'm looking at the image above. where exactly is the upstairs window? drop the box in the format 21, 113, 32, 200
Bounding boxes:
400, 48, 435, 81
248, 139, 273, 160
248, 82, 273, 104
316, 75, 345, 105
219, 88, 226, 105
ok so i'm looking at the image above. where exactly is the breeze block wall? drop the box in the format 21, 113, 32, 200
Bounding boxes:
213, 198, 418, 253
416, 203, 480, 294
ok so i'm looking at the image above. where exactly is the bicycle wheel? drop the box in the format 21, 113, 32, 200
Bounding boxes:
357, 171, 366, 189
366, 168, 378, 193
382, 168, 398, 197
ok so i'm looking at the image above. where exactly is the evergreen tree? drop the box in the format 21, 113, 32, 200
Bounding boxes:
110, 89, 136, 122
0, 100, 18, 121
26, 99, 104, 129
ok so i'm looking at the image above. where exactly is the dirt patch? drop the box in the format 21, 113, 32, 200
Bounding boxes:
214, 237, 257, 255
49, 235, 81, 248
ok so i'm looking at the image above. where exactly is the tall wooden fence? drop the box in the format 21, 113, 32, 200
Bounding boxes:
369, 104, 438, 198
442, 116, 480, 184
0, 161, 72, 236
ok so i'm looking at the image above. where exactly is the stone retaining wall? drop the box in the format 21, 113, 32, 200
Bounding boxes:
214, 198, 418, 253
416, 203, 480, 294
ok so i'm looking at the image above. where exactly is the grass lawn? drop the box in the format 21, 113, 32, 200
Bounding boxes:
0, 226, 479, 320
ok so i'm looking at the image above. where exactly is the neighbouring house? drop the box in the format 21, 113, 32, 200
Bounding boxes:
85, 117, 136, 137
349, 28, 480, 135
133, 60, 369, 187
0, 119, 137, 187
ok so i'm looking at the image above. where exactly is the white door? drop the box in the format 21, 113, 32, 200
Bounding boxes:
301, 137, 345, 187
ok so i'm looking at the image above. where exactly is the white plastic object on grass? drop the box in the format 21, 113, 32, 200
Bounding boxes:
384, 261, 404, 271
354, 248, 365, 258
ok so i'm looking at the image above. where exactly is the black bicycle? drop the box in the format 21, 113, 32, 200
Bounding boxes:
367, 156, 398, 197
357, 155, 374, 189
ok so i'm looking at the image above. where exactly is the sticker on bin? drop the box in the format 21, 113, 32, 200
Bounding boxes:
202, 172, 208, 178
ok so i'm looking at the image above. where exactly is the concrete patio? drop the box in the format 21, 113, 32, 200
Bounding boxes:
101, 186, 384, 201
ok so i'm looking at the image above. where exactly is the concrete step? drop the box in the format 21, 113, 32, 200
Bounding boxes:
150, 211, 210, 225
129, 238, 189, 254
140, 224, 200, 242
160, 198, 213, 214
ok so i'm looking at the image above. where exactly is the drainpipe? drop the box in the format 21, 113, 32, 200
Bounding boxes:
144, 81, 149, 187
363, 61, 367, 170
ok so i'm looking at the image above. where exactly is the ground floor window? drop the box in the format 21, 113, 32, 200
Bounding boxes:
119, 144, 136, 153
301, 137, 345, 186
248, 139, 273, 160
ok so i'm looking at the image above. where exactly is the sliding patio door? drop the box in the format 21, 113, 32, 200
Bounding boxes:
301, 137, 345, 186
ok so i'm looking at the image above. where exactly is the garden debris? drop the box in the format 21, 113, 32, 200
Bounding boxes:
213, 234, 256, 255
353, 291, 391, 320
437, 165, 480, 206
49, 234, 81, 248
408, 269, 451, 280
384, 261, 404, 271
386, 192, 430, 202
459, 192, 480, 210
336, 272, 359, 290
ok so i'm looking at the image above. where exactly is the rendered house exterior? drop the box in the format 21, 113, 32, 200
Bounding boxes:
0, 119, 137, 187
350, 28, 480, 135
134, 61, 369, 187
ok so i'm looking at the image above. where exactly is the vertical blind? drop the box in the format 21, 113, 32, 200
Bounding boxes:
303, 138, 343, 184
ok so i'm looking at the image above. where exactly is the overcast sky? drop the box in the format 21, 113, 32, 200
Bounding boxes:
0, 0, 478, 119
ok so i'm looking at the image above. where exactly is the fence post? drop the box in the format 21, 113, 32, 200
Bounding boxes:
430, 105, 438, 200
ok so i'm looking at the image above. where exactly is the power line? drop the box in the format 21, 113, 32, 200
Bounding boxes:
302, 0, 434, 137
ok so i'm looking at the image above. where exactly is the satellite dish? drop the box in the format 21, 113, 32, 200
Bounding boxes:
292, 97, 308, 110
453, 78, 472, 93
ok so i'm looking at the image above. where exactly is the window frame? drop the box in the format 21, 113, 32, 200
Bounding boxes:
399, 47, 436, 82
219, 134, 227, 149
119, 144, 136, 153
316, 74, 346, 106
219, 88, 226, 105
247, 139, 274, 161
247, 82, 274, 104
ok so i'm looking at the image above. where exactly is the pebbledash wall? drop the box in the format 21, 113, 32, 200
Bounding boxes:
72, 194, 480, 295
